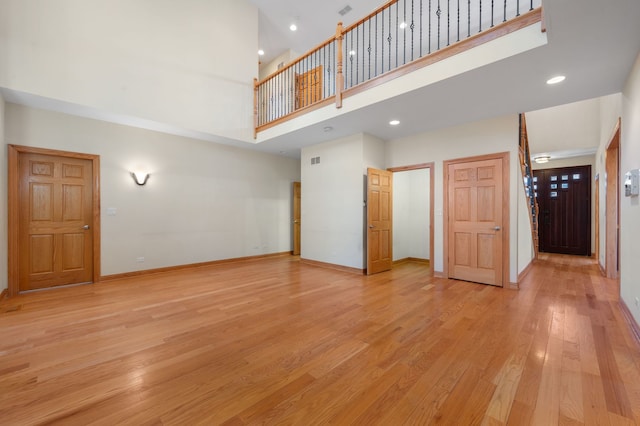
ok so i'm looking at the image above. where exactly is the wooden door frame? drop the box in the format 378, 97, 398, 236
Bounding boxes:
604, 118, 621, 279
443, 152, 510, 286
387, 163, 435, 276
8, 145, 101, 297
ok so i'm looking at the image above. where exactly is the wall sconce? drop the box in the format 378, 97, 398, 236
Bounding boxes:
131, 171, 150, 186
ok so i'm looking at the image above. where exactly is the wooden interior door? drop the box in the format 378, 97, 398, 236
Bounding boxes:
18, 152, 94, 291
447, 158, 504, 286
367, 168, 393, 275
293, 182, 301, 256
605, 125, 620, 278
534, 165, 591, 256
295, 66, 323, 109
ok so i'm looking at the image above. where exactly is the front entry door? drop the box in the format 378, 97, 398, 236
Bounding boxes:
534, 165, 591, 256
367, 168, 393, 275
447, 157, 504, 286
18, 152, 95, 291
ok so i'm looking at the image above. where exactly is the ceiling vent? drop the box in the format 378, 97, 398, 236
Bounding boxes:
338, 5, 352, 16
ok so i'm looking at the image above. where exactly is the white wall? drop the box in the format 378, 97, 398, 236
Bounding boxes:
532, 155, 597, 254
3, 104, 300, 276
0, 0, 257, 142
0, 92, 6, 293
300, 133, 385, 270
619, 53, 640, 324
386, 115, 522, 283
259, 49, 300, 81
301, 135, 365, 269
526, 98, 601, 156
393, 169, 430, 261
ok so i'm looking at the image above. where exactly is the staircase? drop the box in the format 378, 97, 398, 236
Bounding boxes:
519, 113, 539, 258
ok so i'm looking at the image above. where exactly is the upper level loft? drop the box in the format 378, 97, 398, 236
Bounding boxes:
255, 0, 544, 139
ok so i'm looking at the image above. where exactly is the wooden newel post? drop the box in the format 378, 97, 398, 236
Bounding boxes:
335, 22, 344, 109
253, 78, 259, 138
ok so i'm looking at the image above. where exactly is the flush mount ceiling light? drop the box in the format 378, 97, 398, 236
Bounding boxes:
399, 22, 408, 29
389, 120, 400, 126
534, 155, 551, 164
289, 23, 297, 31
349, 50, 356, 56
258, 49, 265, 56
546, 75, 566, 85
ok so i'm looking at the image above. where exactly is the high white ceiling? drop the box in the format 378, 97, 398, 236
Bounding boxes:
249, 0, 640, 158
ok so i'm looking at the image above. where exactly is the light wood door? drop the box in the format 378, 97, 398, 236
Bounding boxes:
367, 168, 393, 275
447, 158, 503, 286
293, 182, 301, 256
295, 66, 323, 109
19, 152, 94, 291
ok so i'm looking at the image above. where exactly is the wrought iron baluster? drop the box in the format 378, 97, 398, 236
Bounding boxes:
437, 0, 441, 50
357, 25, 360, 85
517, 0, 520, 17
387, 6, 392, 72
395, 2, 399, 67
375, 14, 378, 77
404, 0, 408, 63
491, 0, 494, 28
467, 0, 471, 37
349, 31, 354, 87
411, 0, 415, 61
530, 0, 533, 11
457, 0, 460, 42
503, 0, 507, 22
479, 0, 482, 33
419, 0, 423, 57
368, 19, 372, 80
382, 8, 385, 74
429, 0, 432, 54
447, 0, 450, 46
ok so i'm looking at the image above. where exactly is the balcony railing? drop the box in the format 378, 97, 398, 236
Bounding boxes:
255, 0, 542, 134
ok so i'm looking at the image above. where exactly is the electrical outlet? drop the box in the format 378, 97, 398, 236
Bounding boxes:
136, 257, 145, 263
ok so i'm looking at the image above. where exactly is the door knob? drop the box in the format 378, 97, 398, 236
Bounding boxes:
369, 225, 374, 229
293, 220, 300, 224
83, 225, 90, 230
493, 226, 501, 231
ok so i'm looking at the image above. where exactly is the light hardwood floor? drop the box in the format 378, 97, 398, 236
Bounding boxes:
1, 254, 639, 425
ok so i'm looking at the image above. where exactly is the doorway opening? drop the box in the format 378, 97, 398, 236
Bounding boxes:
388, 163, 434, 274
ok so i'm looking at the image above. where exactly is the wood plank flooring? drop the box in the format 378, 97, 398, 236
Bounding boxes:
1, 253, 639, 425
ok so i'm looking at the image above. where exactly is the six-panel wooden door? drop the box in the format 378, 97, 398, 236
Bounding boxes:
367, 168, 393, 275
18, 152, 94, 291
447, 157, 504, 286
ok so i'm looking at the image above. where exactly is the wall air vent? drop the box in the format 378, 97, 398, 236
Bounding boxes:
338, 5, 352, 16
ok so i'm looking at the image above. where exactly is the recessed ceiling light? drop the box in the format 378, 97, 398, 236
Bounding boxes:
323, 126, 333, 132
258, 49, 265, 56
349, 50, 356, 56
389, 120, 400, 126
399, 22, 407, 29
289, 23, 297, 31
546, 75, 566, 85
